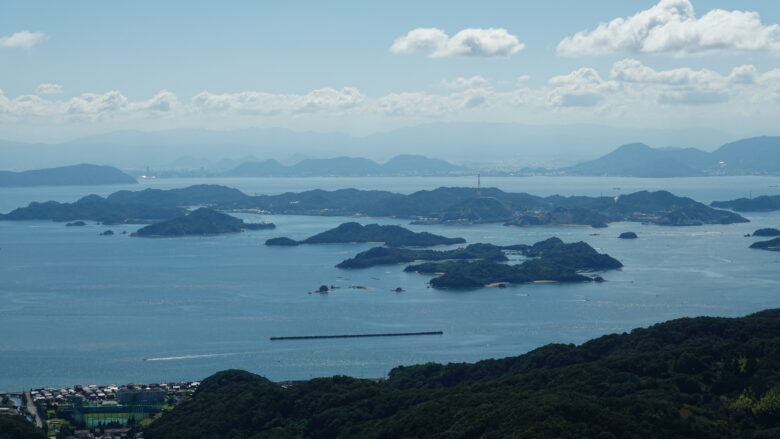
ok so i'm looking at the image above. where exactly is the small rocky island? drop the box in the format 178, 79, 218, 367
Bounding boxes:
66, 221, 86, 227
266, 222, 465, 247
402, 237, 622, 289
753, 228, 780, 237
619, 232, 638, 239
749, 237, 780, 252
132, 208, 275, 237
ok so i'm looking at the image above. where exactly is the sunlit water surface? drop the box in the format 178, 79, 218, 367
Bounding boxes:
1, 176, 779, 390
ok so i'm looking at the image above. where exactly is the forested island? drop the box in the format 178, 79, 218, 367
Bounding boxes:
266, 222, 465, 247
0, 195, 184, 224
132, 208, 274, 237
749, 237, 780, 252
336, 243, 509, 269
140, 308, 780, 439
404, 238, 622, 288
1, 184, 748, 228
753, 228, 780, 237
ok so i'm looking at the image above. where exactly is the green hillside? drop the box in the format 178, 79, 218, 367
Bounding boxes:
145, 309, 780, 438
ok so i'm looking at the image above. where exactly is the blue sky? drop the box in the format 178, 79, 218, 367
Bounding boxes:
1, 0, 780, 141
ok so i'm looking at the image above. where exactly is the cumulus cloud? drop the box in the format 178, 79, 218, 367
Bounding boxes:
376, 88, 491, 116
67, 91, 129, 116
557, 0, 780, 57
609, 58, 719, 85
0, 30, 47, 49
391, 28, 524, 58
36, 83, 64, 95
2, 62, 780, 132
548, 67, 618, 107
604, 59, 780, 107
135, 90, 179, 113
440, 76, 490, 89
191, 87, 364, 114
657, 90, 729, 105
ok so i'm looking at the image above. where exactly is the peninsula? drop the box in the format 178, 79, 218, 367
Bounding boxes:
711, 195, 780, 212
0, 163, 136, 187
266, 222, 465, 247
132, 208, 275, 237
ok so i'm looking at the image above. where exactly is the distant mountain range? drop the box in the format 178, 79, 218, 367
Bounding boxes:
0, 164, 136, 187
224, 154, 464, 177
0, 123, 732, 170
562, 136, 780, 177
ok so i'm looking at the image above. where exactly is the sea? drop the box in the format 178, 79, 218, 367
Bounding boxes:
1, 176, 779, 391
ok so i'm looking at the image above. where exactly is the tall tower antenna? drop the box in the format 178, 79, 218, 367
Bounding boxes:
476, 173, 481, 197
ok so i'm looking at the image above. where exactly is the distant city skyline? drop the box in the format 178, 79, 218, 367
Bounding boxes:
2, 0, 780, 142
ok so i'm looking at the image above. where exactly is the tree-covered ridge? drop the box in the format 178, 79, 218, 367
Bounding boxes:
132, 208, 274, 237
145, 309, 780, 439
1, 184, 748, 227
0, 195, 184, 224
336, 243, 508, 269
563, 136, 780, 177
106, 184, 249, 207
266, 222, 466, 247
404, 238, 621, 288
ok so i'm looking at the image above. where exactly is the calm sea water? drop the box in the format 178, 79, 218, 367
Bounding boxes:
1, 176, 779, 391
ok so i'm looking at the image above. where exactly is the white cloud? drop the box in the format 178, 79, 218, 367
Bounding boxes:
657, 90, 729, 105
67, 91, 129, 116
36, 83, 64, 95
729, 65, 758, 84
548, 67, 618, 108
134, 90, 179, 113
191, 87, 364, 114
441, 76, 490, 89
0, 30, 47, 49
603, 59, 780, 107
609, 58, 719, 85
376, 88, 492, 116
391, 28, 524, 58
2, 61, 780, 134
557, 0, 780, 57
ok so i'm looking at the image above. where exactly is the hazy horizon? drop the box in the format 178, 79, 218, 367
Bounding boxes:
2, 0, 780, 153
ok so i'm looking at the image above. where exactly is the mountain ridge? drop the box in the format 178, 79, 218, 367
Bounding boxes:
0, 163, 137, 187
565, 136, 780, 177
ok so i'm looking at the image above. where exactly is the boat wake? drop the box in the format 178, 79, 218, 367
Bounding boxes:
143, 352, 243, 362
